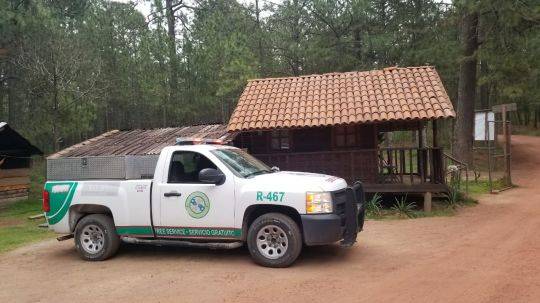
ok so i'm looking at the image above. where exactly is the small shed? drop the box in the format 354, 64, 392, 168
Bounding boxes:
47, 124, 234, 180
0, 122, 43, 204
228, 66, 456, 194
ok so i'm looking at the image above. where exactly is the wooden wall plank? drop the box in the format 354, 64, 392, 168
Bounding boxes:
0, 176, 30, 186
0, 168, 31, 178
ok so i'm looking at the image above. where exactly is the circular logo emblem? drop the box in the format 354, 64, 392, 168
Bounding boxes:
185, 192, 210, 219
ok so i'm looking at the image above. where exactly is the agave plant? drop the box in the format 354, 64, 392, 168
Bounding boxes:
445, 186, 463, 208
365, 193, 383, 217
391, 195, 416, 218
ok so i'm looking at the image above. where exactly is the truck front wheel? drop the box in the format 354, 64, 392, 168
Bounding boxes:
74, 214, 120, 261
247, 213, 302, 268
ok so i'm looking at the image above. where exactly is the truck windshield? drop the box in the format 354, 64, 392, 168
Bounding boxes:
211, 148, 272, 178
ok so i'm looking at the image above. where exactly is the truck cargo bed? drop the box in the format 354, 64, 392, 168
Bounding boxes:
47, 155, 159, 180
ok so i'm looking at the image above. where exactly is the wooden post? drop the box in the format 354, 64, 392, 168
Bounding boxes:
502, 105, 507, 145
409, 149, 413, 184
421, 126, 427, 148
386, 132, 392, 147
505, 120, 512, 185
373, 124, 379, 147
487, 115, 493, 192
502, 105, 512, 186
491, 103, 517, 190
418, 122, 428, 183
350, 151, 354, 182
424, 192, 432, 212
432, 120, 438, 147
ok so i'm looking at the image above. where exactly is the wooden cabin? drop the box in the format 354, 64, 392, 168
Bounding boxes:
228, 66, 456, 194
0, 122, 43, 205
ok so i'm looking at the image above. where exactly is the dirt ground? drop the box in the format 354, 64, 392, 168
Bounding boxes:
1, 135, 539, 303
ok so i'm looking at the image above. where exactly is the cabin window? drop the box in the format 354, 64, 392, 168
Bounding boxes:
335, 125, 357, 147
271, 130, 290, 150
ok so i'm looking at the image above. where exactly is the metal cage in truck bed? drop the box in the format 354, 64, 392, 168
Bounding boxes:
46, 155, 159, 180
46, 125, 234, 181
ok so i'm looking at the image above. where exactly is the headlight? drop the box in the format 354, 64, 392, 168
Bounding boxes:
306, 192, 333, 214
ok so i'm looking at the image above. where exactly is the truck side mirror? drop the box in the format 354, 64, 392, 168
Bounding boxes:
199, 168, 225, 185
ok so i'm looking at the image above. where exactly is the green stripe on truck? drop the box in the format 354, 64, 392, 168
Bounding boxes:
116, 226, 154, 236
45, 182, 78, 225
115, 226, 242, 238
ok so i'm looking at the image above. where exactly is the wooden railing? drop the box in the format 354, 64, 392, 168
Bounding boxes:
378, 147, 444, 185
254, 147, 445, 186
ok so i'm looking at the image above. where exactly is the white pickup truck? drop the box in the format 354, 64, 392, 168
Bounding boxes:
43, 139, 365, 267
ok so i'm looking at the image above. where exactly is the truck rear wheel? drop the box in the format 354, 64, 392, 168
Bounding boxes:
74, 214, 120, 261
247, 213, 302, 268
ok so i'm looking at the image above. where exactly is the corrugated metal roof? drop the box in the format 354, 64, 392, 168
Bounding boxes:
228, 66, 455, 131
48, 124, 234, 159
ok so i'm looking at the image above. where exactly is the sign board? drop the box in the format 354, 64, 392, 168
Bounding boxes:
492, 103, 517, 113
475, 111, 495, 141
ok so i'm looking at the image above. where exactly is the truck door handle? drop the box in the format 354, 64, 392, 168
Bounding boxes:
164, 191, 182, 197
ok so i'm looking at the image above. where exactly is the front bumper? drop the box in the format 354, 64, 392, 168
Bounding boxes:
301, 182, 365, 246
301, 214, 343, 245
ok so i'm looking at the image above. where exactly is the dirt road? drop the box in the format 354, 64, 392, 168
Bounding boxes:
1, 135, 539, 303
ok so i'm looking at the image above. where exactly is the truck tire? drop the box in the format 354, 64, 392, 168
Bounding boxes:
247, 213, 302, 268
74, 214, 120, 261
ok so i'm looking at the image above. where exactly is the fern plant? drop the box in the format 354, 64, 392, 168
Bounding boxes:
391, 195, 416, 218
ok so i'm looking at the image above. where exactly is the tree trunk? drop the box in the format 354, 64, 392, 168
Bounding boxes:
6, 63, 17, 126
290, 0, 302, 76
52, 69, 60, 152
534, 105, 540, 128
524, 104, 530, 126
255, 0, 264, 76
165, 0, 178, 126
479, 60, 490, 109
0, 78, 4, 120
453, 9, 478, 166
478, 18, 489, 110
106, 6, 117, 131
353, 27, 363, 62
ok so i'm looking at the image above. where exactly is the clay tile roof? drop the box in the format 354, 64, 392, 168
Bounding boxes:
228, 66, 455, 131
48, 124, 235, 158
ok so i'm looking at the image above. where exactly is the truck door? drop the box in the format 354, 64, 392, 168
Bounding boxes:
154, 150, 239, 239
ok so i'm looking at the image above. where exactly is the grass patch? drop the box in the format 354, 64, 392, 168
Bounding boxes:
0, 159, 54, 254
463, 178, 508, 195
0, 198, 55, 253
